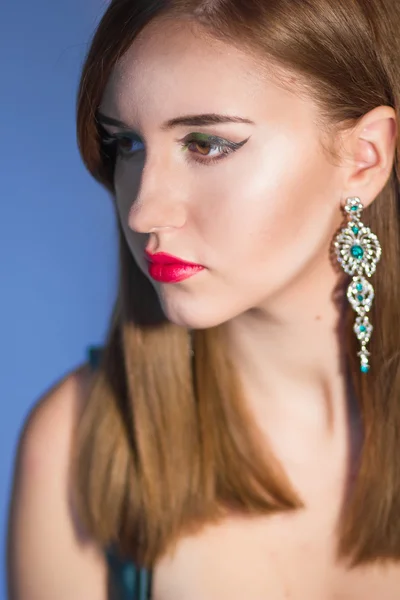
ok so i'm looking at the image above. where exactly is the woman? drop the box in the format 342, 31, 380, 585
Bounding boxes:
7, 0, 400, 598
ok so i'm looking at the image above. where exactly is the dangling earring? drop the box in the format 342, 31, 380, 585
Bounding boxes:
334, 197, 382, 373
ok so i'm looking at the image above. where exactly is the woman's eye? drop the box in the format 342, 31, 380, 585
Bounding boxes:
182, 135, 247, 165
100, 129, 248, 166
100, 130, 144, 158
115, 136, 144, 156
186, 140, 226, 158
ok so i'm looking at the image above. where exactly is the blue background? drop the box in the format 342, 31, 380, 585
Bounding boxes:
1, 1, 115, 597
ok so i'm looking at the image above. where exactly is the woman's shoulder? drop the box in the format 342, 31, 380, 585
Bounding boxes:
8, 349, 151, 599
15, 359, 97, 478
7, 358, 108, 599
25, 359, 94, 431
13, 356, 96, 488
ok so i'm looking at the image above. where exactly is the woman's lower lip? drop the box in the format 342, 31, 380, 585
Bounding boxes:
148, 263, 205, 283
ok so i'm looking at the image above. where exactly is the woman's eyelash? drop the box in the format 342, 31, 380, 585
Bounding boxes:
100, 131, 143, 157
99, 130, 248, 166
179, 135, 248, 165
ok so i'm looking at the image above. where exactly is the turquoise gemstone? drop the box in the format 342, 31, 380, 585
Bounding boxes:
359, 325, 366, 332
357, 295, 363, 302
351, 245, 364, 259
352, 226, 359, 234
356, 283, 363, 291
351, 206, 358, 211
361, 364, 370, 373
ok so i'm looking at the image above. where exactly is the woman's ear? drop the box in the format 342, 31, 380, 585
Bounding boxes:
340, 105, 397, 208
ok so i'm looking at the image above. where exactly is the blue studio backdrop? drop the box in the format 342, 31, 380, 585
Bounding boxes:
0, 1, 115, 598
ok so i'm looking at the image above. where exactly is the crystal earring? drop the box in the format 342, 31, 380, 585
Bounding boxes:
334, 197, 382, 373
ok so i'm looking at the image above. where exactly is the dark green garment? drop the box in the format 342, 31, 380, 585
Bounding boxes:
106, 546, 152, 600
87, 346, 153, 600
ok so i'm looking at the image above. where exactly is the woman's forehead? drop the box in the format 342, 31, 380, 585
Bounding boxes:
100, 23, 314, 133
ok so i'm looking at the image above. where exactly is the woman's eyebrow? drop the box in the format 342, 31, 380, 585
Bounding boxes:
96, 112, 130, 130
96, 111, 254, 130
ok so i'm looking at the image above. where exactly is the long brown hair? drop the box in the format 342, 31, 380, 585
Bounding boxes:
72, 0, 400, 568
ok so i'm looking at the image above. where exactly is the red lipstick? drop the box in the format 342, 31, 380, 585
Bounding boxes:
145, 251, 205, 283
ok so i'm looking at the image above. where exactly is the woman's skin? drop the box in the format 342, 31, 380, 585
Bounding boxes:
97, 17, 400, 598
99, 16, 395, 438
8, 15, 399, 600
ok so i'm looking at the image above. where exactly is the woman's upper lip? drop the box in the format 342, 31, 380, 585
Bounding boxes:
145, 250, 203, 267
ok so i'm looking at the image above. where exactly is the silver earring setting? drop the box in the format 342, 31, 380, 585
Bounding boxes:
334, 197, 381, 373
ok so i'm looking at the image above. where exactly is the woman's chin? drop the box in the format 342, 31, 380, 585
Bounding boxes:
159, 296, 230, 330
163, 309, 224, 330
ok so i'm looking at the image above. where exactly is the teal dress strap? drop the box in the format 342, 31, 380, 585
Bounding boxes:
86, 345, 153, 599
106, 547, 153, 600
87, 345, 104, 370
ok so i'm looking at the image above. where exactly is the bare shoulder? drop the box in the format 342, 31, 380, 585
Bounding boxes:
16, 363, 94, 464
16, 363, 88, 453
7, 363, 109, 600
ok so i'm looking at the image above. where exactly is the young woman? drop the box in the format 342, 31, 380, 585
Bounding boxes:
7, 0, 400, 598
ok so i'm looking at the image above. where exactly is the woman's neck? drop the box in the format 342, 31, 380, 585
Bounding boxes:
224, 257, 349, 427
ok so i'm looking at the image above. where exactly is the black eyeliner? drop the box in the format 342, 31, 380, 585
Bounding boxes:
180, 132, 250, 149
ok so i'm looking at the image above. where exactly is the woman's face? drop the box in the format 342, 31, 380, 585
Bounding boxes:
99, 19, 345, 329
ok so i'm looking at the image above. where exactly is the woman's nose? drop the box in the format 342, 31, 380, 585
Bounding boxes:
127, 163, 188, 234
